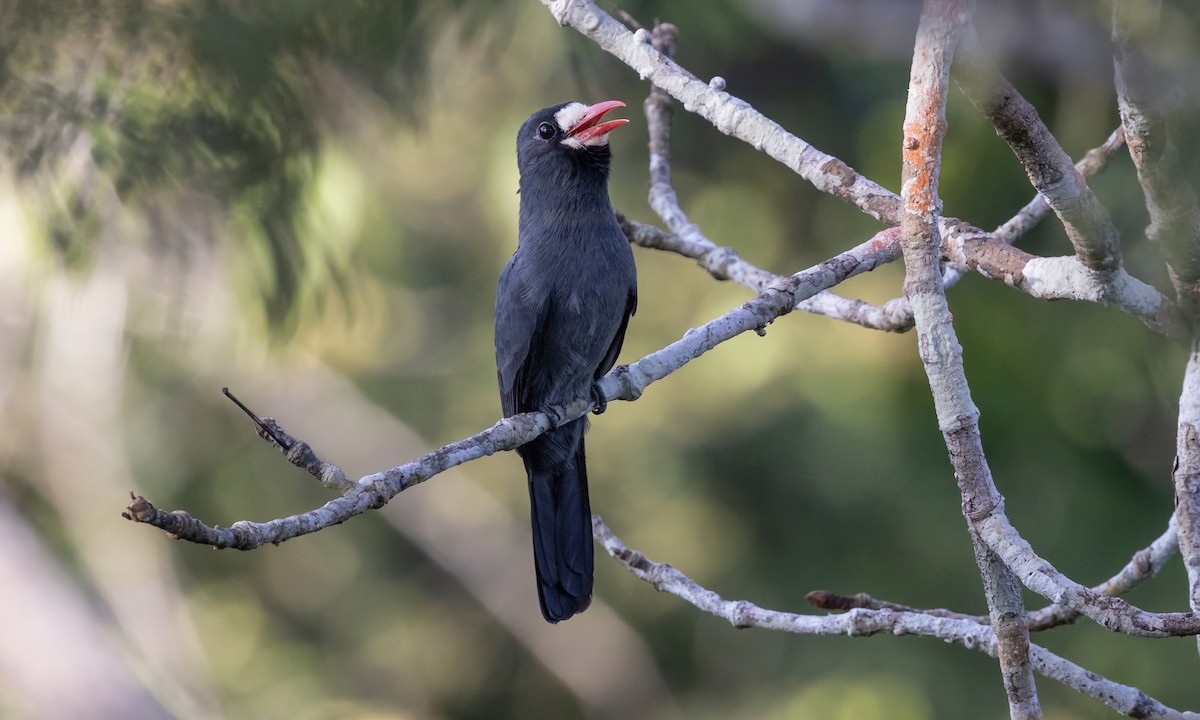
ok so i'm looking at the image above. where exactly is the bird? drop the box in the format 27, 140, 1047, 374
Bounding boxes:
495, 100, 638, 623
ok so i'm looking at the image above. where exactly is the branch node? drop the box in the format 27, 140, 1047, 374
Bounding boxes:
124, 494, 156, 523
731, 600, 757, 629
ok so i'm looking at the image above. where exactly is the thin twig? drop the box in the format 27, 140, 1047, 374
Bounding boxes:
223, 388, 352, 493
805, 590, 983, 622
222, 387, 290, 450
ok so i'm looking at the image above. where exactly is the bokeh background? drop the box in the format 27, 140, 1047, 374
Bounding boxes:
3, 1, 1200, 718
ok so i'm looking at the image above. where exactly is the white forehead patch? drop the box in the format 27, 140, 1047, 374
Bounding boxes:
553, 102, 588, 133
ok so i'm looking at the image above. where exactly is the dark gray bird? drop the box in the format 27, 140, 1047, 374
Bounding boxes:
495, 100, 637, 623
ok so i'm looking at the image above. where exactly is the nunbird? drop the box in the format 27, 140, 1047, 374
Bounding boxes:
495, 100, 637, 623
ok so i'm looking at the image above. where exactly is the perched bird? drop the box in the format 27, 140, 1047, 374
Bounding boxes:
495, 100, 638, 623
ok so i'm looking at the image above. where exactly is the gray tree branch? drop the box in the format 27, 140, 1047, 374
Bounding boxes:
992, 128, 1127, 247
125, 227, 900, 547
593, 516, 1198, 720
1114, 0, 1200, 320
120, 4, 1200, 716
1113, 0, 1200, 657
639, 21, 908, 332
806, 514, 1180, 632
1175, 341, 1200, 655
541, 0, 1180, 337
953, 24, 1123, 273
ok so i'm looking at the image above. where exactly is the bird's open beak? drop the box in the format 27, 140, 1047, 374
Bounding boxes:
565, 100, 629, 144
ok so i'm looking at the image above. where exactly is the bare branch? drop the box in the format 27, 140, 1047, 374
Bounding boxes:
622, 208, 1178, 337
594, 517, 1198, 720
543, 0, 902, 222
1027, 515, 1179, 631
618, 214, 776, 289
934, 127, 1127, 306
954, 24, 1123, 273
807, 514, 1181, 632
618, 215, 914, 332
1114, 1, 1200, 656
1114, 0, 1200, 320
992, 128, 1127, 246
979, 512, 1200, 637
125, 228, 901, 547
941, 228, 1181, 337
541, 0, 1180, 338
536, 3, 1192, 652
635, 22, 909, 332
900, 3, 1040, 715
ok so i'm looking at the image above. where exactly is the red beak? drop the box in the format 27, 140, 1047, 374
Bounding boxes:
566, 100, 629, 143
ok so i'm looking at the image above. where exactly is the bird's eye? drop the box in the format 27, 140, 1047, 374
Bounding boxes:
536, 122, 557, 140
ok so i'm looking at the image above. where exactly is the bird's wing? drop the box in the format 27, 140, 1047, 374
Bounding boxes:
594, 287, 637, 381
496, 254, 549, 417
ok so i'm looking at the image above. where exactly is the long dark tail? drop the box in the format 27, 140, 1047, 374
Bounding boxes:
523, 420, 593, 623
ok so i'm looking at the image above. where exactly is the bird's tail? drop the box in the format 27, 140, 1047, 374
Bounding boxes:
523, 420, 594, 623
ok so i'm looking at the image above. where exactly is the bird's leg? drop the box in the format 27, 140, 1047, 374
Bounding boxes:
590, 382, 608, 415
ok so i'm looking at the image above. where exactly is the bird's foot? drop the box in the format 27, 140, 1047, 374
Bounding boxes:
540, 404, 565, 428
590, 383, 608, 415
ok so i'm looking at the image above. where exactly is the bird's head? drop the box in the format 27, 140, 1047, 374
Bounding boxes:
516, 100, 629, 184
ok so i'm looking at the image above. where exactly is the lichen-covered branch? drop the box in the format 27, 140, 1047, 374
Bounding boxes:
954, 25, 1123, 273
941, 231, 1181, 337
634, 21, 909, 332
807, 514, 1180, 632
622, 212, 1180, 338
543, 0, 902, 222
992, 128, 1127, 246
1114, 0, 1200, 321
1114, 1, 1200, 656
1027, 515, 1179, 631
979, 512, 1200, 637
618, 215, 914, 332
594, 517, 1197, 720
899, 2, 1039, 716
542, 0, 1179, 339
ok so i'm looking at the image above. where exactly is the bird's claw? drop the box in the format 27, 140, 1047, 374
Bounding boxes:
537, 403, 565, 428
590, 383, 608, 415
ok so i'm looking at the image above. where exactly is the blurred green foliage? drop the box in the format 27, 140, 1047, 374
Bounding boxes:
3, 1, 1200, 719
